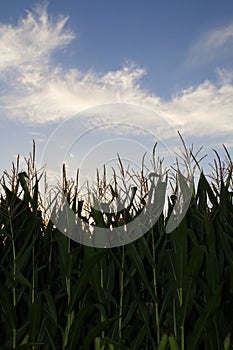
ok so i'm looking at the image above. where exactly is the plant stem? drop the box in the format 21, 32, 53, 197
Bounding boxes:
179, 287, 184, 350
48, 227, 53, 281
63, 237, 72, 350
9, 214, 17, 349
67, 238, 72, 334
119, 245, 125, 340
173, 298, 177, 338
32, 235, 35, 305
100, 257, 105, 340
152, 229, 160, 345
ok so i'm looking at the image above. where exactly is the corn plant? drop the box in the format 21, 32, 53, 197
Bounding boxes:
0, 140, 233, 349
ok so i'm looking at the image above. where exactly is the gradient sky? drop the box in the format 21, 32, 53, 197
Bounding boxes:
0, 1, 233, 182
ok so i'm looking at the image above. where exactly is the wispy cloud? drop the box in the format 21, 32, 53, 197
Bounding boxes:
0, 3, 161, 124
187, 22, 233, 66
166, 81, 233, 136
215, 67, 233, 85
0, 3, 233, 145
0, 3, 73, 73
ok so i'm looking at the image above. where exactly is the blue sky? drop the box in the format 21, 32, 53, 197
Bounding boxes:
0, 1, 233, 182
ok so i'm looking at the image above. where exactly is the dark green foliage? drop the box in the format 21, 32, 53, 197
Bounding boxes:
0, 144, 233, 349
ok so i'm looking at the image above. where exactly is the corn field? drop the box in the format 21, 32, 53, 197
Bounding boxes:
0, 141, 233, 349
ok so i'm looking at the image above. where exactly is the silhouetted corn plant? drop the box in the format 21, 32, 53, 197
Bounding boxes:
0, 140, 233, 349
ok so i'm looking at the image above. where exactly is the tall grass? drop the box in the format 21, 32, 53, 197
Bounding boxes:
0, 141, 233, 349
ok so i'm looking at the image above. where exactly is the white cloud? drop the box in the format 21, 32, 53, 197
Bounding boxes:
0, 3, 73, 74
165, 81, 233, 136
1, 63, 158, 123
0, 3, 233, 144
188, 22, 233, 66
